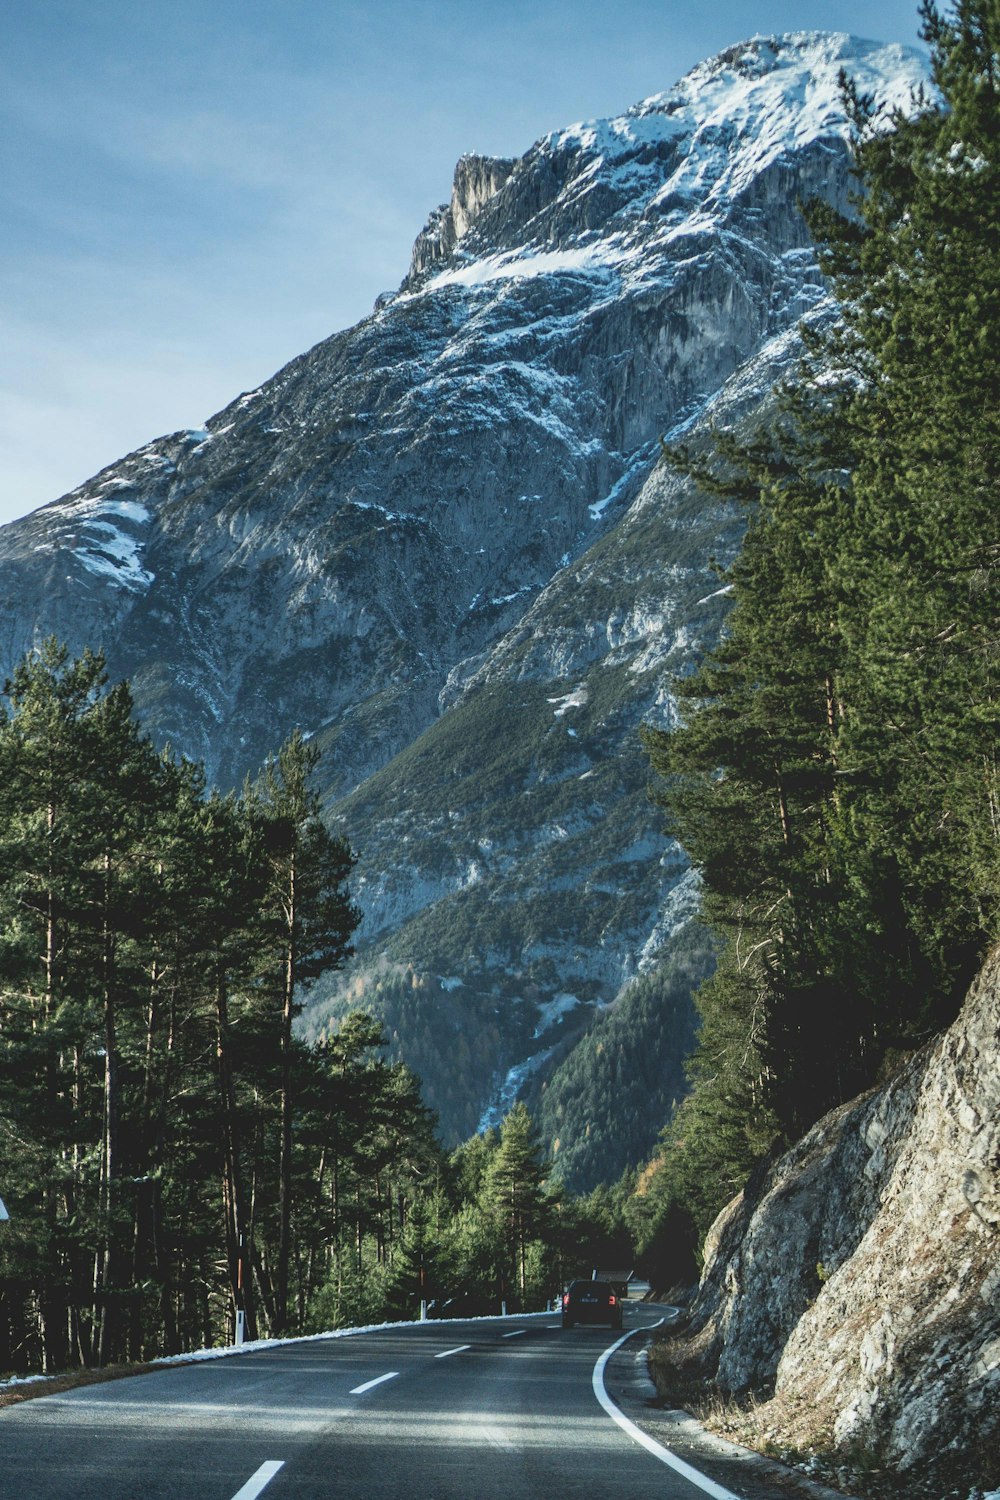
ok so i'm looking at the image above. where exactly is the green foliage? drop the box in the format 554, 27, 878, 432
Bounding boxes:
481, 1103, 551, 1300
303, 1099, 640, 1324
304, 1244, 391, 1333
528, 925, 708, 1190
456, 1105, 639, 1306
640, 0, 1000, 1247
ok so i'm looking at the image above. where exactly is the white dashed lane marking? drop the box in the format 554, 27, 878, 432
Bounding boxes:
230, 1461, 284, 1500
350, 1371, 400, 1395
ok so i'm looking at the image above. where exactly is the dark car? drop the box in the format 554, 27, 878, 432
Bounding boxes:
561, 1278, 623, 1329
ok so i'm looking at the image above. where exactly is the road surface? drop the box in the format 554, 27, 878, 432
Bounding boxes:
0, 1304, 750, 1500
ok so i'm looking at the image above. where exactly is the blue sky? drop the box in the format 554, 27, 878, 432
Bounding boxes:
2, 0, 927, 526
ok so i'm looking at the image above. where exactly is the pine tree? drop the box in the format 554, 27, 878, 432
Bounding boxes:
643, 0, 1000, 1218
812, 0, 1000, 1027
245, 731, 359, 1334
481, 1103, 550, 1304
0, 643, 193, 1364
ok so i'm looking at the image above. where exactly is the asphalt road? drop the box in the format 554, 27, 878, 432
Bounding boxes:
0, 1304, 743, 1500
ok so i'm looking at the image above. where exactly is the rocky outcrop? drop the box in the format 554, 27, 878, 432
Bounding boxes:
408, 154, 516, 276
688, 946, 1000, 1484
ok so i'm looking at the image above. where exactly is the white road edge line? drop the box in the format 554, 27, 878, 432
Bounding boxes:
593, 1332, 744, 1500
435, 1344, 471, 1359
230, 1460, 284, 1500
501, 1329, 527, 1338
350, 1371, 400, 1395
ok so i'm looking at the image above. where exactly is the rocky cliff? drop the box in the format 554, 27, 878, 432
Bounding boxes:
0, 33, 930, 1158
683, 946, 1000, 1493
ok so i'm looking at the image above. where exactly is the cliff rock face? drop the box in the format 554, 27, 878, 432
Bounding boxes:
0, 33, 929, 1154
690, 946, 1000, 1484
408, 155, 517, 277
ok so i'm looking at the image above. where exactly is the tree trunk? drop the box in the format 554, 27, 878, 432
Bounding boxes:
215, 967, 257, 1342
275, 855, 296, 1335
95, 857, 119, 1367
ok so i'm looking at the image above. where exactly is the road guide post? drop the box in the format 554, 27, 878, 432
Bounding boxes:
235, 1233, 247, 1346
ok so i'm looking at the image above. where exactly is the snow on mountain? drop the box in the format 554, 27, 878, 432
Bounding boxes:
0, 32, 930, 1159
405, 33, 925, 313
39, 493, 155, 593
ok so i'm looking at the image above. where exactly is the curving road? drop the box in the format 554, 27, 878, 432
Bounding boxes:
0, 1304, 747, 1500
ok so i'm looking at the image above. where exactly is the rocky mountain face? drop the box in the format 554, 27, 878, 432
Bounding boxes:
0, 33, 928, 1161
683, 945, 1000, 1494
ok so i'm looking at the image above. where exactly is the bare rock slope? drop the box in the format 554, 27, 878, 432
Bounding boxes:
688, 945, 1000, 1487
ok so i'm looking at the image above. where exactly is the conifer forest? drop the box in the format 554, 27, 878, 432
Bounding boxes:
639, 0, 1000, 1257
0, 644, 631, 1370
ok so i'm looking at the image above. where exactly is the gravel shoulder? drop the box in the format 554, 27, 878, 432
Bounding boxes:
604, 1333, 858, 1500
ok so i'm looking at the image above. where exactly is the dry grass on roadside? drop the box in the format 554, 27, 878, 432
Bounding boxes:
646, 1328, 995, 1500
646, 1329, 799, 1445
0, 1362, 162, 1408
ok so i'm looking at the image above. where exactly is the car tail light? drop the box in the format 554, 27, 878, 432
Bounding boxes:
562, 1292, 569, 1306
609, 1294, 617, 1306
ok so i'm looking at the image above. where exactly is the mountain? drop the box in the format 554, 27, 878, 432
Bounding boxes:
0, 33, 929, 1170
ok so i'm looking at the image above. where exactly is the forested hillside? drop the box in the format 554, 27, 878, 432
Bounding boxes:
635, 0, 1000, 1277
524, 925, 708, 1190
